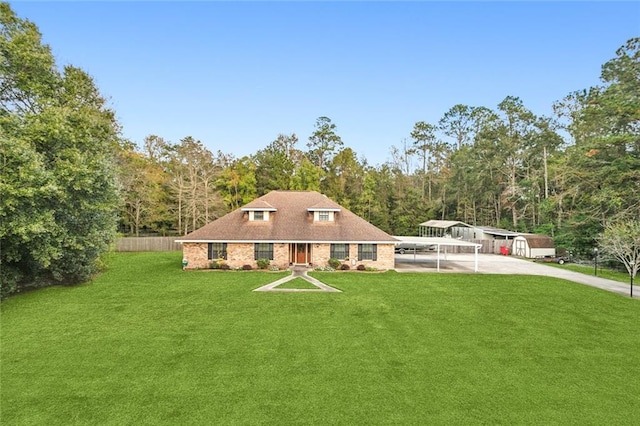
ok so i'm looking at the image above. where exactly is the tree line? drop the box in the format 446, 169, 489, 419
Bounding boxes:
1, 1, 638, 297
117, 39, 639, 256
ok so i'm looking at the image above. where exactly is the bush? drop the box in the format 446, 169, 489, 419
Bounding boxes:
269, 265, 280, 271
210, 261, 221, 269
256, 258, 270, 270
220, 263, 230, 270
356, 264, 366, 271
328, 258, 341, 269
0, 267, 21, 300
242, 264, 253, 271
314, 266, 335, 272
340, 264, 350, 270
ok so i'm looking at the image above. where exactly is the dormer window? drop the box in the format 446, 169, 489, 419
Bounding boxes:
241, 200, 277, 222
308, 205, 341, 223
248, 210, 269, 221
310, 210, 337, 222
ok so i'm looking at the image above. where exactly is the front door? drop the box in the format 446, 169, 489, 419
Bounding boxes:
296, 243, 307, 264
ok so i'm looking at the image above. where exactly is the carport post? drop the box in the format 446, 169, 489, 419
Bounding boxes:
436, 244, 440, 272
474, 245, 479, 272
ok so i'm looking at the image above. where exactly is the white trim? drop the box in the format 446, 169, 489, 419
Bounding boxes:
249, 210, 270, 221
313, 210, 335, 222
240, 207, 277, 211
307, 208, 341, 212
393, 236, 481, 248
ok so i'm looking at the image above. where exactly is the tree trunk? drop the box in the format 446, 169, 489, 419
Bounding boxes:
543, 146, 549, 199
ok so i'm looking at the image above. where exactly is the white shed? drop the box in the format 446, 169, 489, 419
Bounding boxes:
512, 234, 556, 258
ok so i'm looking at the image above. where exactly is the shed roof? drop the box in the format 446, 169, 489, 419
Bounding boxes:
515, 234, 555, 248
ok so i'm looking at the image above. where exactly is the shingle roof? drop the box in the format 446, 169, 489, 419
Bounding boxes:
240, 199, 276, 210
177, 191, 398, 243
308, 199, 342, 211
517, 234, 555, 248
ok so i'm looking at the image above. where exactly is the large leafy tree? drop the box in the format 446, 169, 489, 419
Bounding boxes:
254, 133, 300, 195
553, 38, 640, 253
409, 121, 437, 200
599, 221, 640, 297
117, 144, 167, 236
322, 147, 364, 209
307, 116, 343, 171
0, 3, 120, 297
218, 155, 257, 210
166, 137, 225, 235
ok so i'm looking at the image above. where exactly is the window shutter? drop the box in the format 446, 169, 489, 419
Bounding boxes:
373, 245, 377, 261
254, 243, 258, 260
358, 244, 363, 261
208, 243, 213, 260
345, 244, 350, 258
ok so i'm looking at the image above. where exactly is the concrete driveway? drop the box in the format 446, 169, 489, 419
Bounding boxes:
395, 253, 638, 299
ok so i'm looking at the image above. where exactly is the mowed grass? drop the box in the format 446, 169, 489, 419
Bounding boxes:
274, 277, 319, 289
2, 252, 639, 425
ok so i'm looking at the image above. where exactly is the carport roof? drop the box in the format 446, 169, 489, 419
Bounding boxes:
419, 220, 472, 229
393, 236, 481, 248
393, 236, 481, 272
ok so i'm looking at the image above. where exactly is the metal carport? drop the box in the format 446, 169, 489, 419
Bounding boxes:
393, 236, 483, 272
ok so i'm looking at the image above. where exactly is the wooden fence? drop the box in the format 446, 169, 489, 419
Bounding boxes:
114, 237, 513, 255
115, 237, 182, 252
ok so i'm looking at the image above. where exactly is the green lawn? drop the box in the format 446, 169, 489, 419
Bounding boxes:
274, 277, 319, 289
2, 252, 639, 425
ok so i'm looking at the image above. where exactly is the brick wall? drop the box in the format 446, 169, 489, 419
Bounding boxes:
183, 242, 396, 270
183, 242, 291, 270
312, 243, 395, 270
182, 243, 208, 269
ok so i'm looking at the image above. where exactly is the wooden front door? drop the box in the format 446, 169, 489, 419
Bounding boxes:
296, 243, 307, 264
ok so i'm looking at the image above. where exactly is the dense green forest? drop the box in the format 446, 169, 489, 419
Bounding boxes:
1, 2, 638, 297
116, 39, 639, 255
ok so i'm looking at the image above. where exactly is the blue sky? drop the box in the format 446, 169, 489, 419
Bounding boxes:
11, 1, 640, 165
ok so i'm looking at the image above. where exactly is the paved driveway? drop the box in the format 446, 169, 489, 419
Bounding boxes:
395, 253, 637, 299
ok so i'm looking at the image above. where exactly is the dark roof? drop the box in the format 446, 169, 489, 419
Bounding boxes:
240, 199, 276, 210
517, 234, 555, 248
177, 191, 398, 243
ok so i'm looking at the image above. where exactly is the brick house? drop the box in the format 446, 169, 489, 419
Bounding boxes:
176, 191, 398, 270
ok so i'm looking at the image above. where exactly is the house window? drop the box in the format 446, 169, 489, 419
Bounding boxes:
330, 244, 349, 260
318, 211, 330, 222
254, 243, 274, 260
358, 244, 377, 261
253, 211, 264, 221
208, 243, 227, 260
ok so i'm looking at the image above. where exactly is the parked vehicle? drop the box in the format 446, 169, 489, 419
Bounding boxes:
534, 255, 570, 265
395, 244, 435, 254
